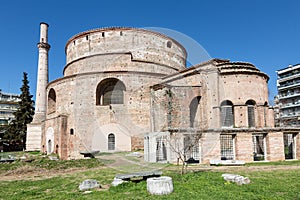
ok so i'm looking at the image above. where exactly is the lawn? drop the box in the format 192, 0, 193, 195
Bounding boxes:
0, 152, 300, 200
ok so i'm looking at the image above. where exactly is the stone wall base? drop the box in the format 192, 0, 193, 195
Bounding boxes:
26, 123, 42, 151
131, 136, 144, 150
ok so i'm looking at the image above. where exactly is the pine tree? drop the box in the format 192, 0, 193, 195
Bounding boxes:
4, 72, 35, 149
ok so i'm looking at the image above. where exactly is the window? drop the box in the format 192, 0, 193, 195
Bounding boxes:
246, 100, 256, 127
184, 135, 199, 163
220, 100, 234, 127
96, 78, 126, 105
220, 134, 235, 160
70, 129, 74, 135
0, 119, 8, 125
263, 102, 268, 127
284, 133, 296, 159
167, 41, 172, 48
156, 136, 167, 161
189, 96, 201, 128
48, 89, 56, 113
108, 133, 115, 150
252, 134, 266, 161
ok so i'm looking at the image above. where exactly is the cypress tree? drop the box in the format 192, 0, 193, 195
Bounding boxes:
5, 72, 35, 149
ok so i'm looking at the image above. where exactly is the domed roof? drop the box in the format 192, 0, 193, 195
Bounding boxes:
217, 61, 269, 81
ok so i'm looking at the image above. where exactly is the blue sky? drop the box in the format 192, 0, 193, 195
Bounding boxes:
0, 0, 299, 105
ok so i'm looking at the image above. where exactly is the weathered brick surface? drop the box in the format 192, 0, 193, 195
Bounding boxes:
266, 132, 285, 161
235, 133, 254, 162
131, 136, 144, 150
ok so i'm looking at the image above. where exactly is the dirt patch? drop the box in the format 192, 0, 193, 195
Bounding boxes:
4, 165, 37, 176
0, 166, 107, 181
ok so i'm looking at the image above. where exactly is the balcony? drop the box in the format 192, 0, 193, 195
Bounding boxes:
278, 73, 300, 83
280, 102, 300, 109
280, 113, 300, 118
278, 81, 300, 90
278, 93, 300, 99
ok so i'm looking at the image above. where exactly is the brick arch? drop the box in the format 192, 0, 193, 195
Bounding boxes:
96, 78, 126, 105
246, 99, 256, 127
189, 96, 201, 128
220, 100, 234, 127
48, 88, 56, 113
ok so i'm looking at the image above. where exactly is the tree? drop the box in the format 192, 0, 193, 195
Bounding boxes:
4, 72, 35, 149
167, 132, 201, 175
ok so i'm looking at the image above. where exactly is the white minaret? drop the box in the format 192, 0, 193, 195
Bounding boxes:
33, 22, 50, 122
26, 23, 50, 151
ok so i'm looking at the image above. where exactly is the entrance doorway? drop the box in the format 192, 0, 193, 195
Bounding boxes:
47, 139, 52, 154
108, 133, 115, 150
284, 133, 296, 159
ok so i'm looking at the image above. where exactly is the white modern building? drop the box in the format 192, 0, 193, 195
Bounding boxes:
0, 90, 20, 127
276, 64, 300, 127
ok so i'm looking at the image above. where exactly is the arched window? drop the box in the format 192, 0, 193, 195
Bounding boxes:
108, 133, 115, 150
220, 100, 234, 127
246, 100, 256, 127
263, 101, 268, 127
48, 88, 56, 113
190, 96, 201, 128
167, 41, 172, 48
96, 78, 126, 105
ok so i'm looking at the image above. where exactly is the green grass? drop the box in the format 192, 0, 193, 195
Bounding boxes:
0, 169, 300, 200
245, 159, 300, 166
1, 154, 300, 199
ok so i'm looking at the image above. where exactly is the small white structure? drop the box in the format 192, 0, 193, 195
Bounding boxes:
210, 159, 245, 166
222, 174, 250, 185
111, 177, 127, 187
147, 176, 173, 195
79, 179, 101, 191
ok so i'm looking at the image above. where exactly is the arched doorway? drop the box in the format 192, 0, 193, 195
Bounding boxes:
108, 133, 115, 150
47, 140, 52, 154
46, 127, 54, 154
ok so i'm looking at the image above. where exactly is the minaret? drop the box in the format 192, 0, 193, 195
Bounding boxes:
26, 23, 50, 151
33, 22, 50, 122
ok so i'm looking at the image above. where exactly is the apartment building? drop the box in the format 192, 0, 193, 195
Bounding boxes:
0, 90, 20, 127
276, 64, 300, 126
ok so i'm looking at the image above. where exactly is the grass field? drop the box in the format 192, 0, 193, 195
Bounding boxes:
0, 152, 300, 200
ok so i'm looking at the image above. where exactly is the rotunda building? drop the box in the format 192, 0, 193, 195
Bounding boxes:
26, 24, 300, 163
42, 27, 187, 159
